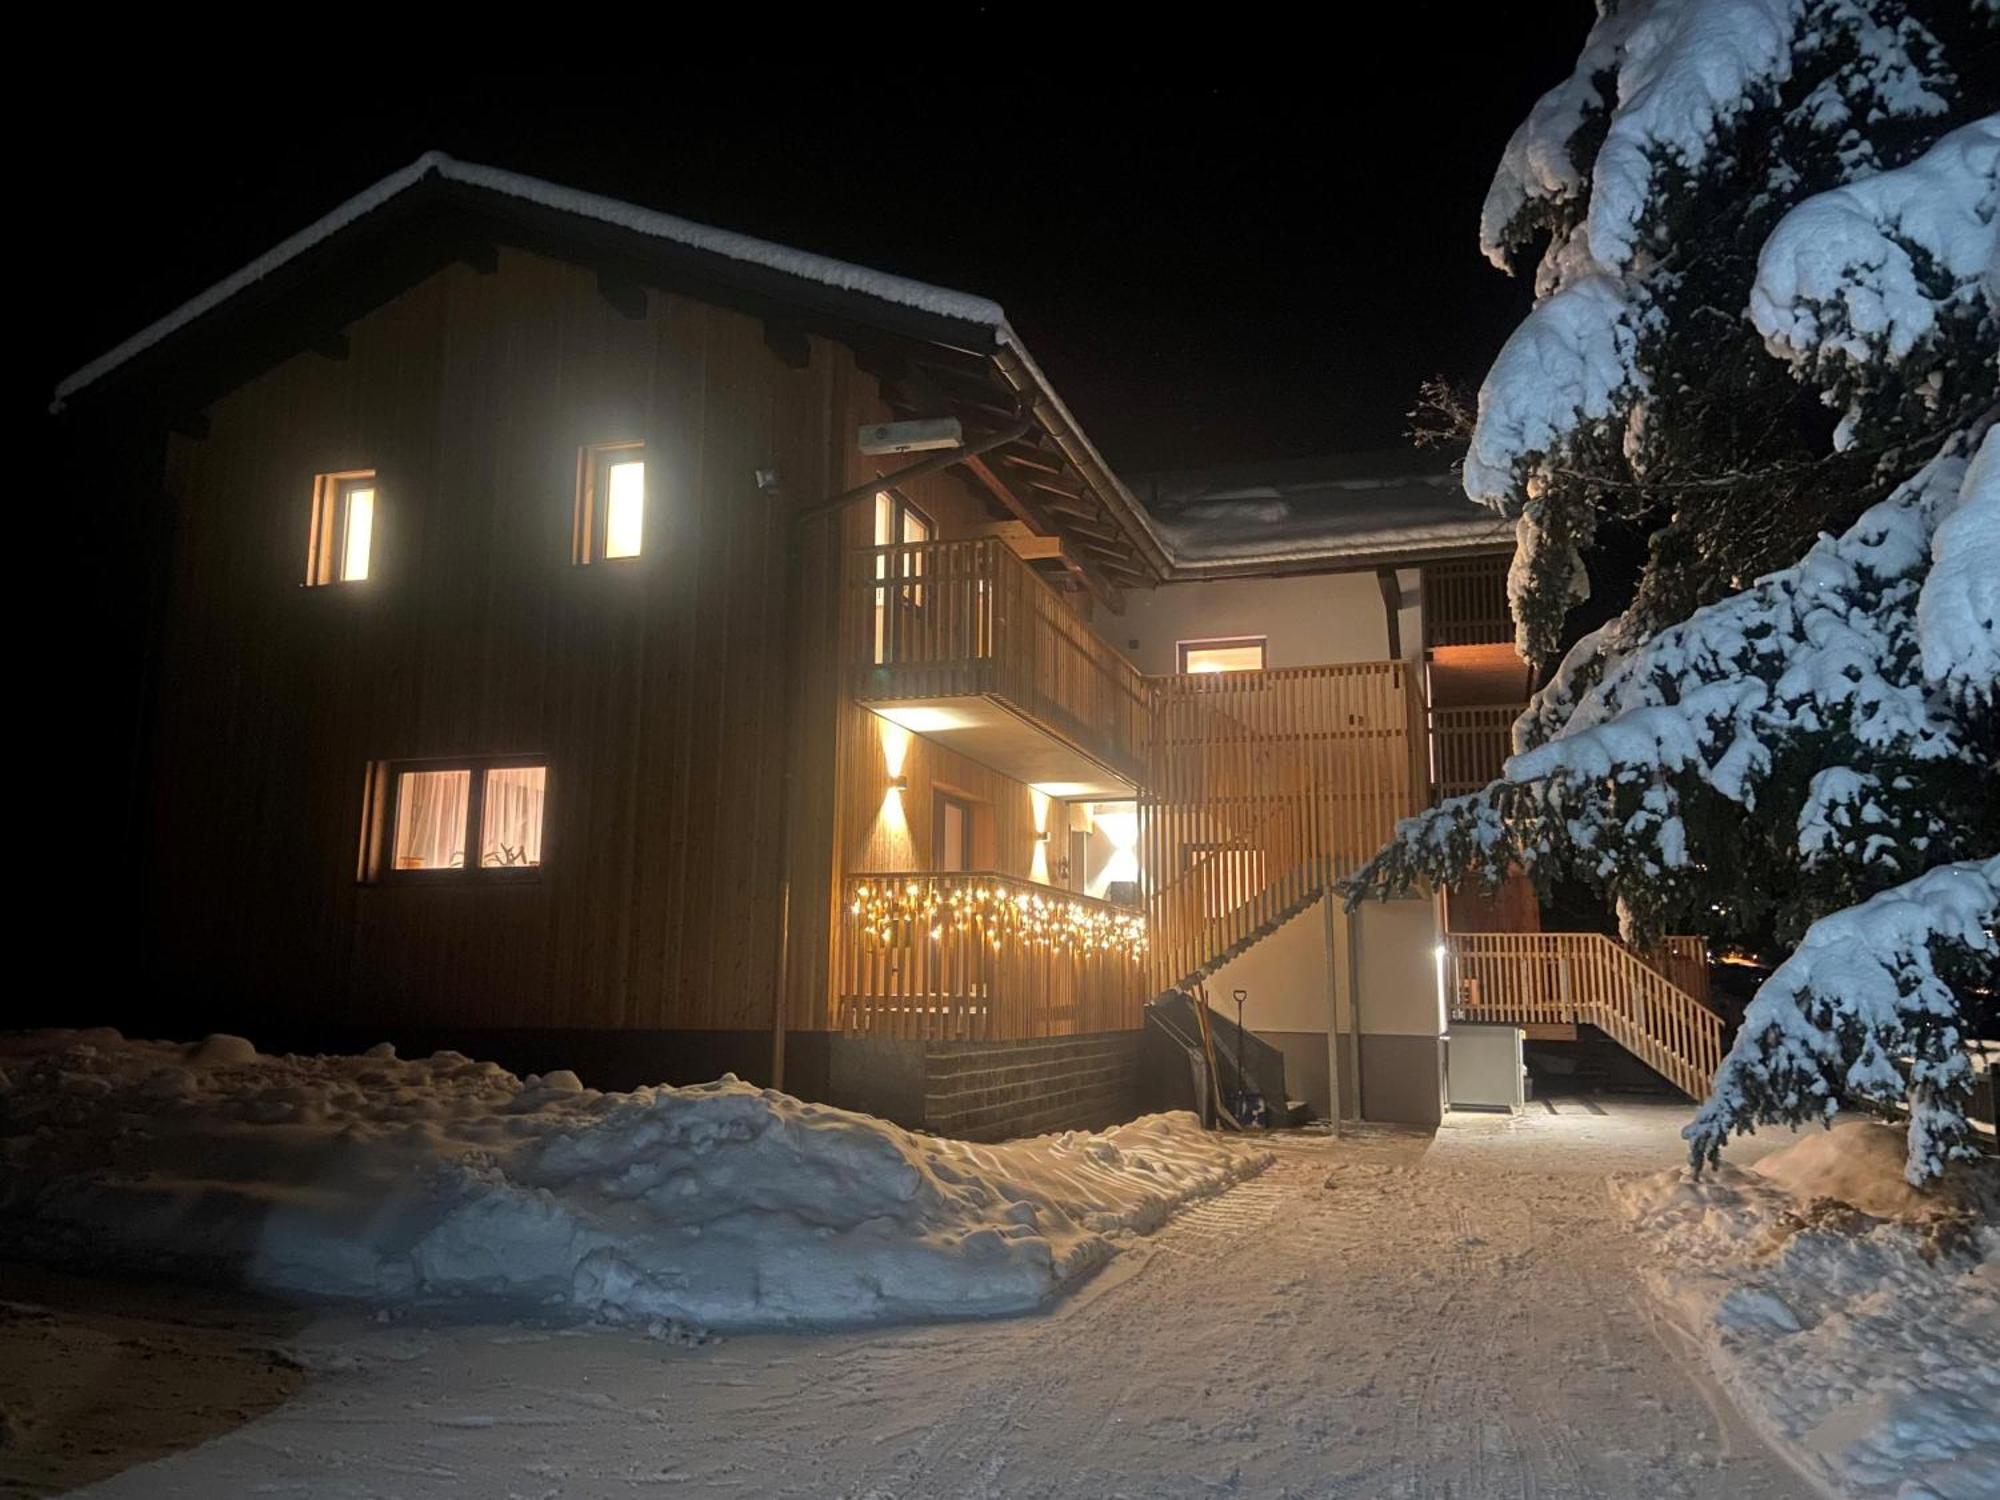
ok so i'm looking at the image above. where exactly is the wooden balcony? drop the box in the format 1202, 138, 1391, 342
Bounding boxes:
1431, 703, 1526, 800
838, 872, 1150, 1040
1422, 556, 1513, 649
848, 539, 1150, 794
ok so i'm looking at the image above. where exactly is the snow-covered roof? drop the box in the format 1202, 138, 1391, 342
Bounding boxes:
52, 152, 1012, 411
1134, 450, 1513, 573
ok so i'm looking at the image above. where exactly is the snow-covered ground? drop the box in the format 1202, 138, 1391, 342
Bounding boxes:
0, 1031, 1266, 1333
1617, 1120, 2000, 1500
6, 1036, 1990, 1499
7, 1094, 1835, 1500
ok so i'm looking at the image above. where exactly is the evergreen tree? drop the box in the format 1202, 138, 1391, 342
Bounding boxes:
1348, 0, 2000, 1181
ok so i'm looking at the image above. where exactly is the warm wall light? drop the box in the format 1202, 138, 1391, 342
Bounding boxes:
880, 722, 913, 781
888, 774, 909, 791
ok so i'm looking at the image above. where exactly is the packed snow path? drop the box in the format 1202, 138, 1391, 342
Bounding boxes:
77, 1103, 1815, 1499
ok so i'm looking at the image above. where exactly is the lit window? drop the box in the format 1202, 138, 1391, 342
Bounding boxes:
872, 491, 935, 663
480, 766, 546, 868
1179, 637, 1266, 674
393, 769, 471, 870
576, 443, 646, 562
377, 760, 546, 877
308, 470, 379, 585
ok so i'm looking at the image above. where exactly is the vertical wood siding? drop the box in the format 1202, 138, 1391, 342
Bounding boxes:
149, 248, 864, 1034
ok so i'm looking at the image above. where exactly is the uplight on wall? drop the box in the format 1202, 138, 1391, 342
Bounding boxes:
1029, 787, 1052, 884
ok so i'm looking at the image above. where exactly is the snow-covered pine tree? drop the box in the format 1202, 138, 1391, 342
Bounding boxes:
1346, 0, 1999, 1181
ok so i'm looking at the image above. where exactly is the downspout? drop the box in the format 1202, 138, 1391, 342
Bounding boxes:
767, 417, 1032, 1091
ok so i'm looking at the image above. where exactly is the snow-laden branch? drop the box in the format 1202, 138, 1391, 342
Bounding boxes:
1751, 116, 2000, 445
1345, 432, 1992, 935
1684, 855, 2000, 1183
1918, 425, 1999, 703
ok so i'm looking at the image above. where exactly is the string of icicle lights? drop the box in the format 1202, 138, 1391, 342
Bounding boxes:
850, 879, 1147, 960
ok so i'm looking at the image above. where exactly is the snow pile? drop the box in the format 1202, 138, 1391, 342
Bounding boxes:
1615, 1121, 2000, 1500
0, 1032, 1266, 1333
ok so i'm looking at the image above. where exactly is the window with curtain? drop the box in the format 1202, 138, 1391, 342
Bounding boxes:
378, 760, 547, 878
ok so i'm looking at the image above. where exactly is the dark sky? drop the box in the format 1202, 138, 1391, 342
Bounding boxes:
40, 14, 1593, 472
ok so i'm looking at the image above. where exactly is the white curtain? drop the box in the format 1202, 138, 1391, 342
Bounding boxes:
480, 767, 546, 867
394, 770, 470, 869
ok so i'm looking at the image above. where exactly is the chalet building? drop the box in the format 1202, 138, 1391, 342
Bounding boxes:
49, 155, 1720, 1141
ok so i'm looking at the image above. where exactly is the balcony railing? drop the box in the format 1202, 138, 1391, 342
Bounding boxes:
848, 538, 1151, 786
838, 871, 1149, 1040
1423, 557, 1514, 649
1144, 662, 1429, 993
1431, 703, 1526, 800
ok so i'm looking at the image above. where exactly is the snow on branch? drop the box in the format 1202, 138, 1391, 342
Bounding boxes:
1463, 274, 1651, 509
1347, 433, 1989, 932
1684, 855, 2000, 1183
1918, 426, 1999, 704
1750, 116, 2000, 445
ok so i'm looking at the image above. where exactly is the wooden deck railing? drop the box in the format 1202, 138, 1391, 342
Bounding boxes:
838, 872, 1149, 1040
1443, 931, 1723, 1098
1431, 703, 1524, 800
1423, 557, 1514, 649
1143, 662, 1427, 993
848, 539, 1152, 785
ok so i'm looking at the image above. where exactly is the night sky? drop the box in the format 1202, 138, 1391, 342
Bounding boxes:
41, 13, 1594, 472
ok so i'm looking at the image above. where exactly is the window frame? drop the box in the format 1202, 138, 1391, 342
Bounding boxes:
1177, 635, 1268, 674
359, 755, 550, 884
933, 789, 976, 872
307, 469, 379, 586
872, 490, 936, 663
574, 441, 648, 564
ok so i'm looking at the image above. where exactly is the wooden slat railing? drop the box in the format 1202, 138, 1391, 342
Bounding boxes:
1431, 703, 1525, 800
1422, 556, 1514, 649
1443, 931, 1723, 1099
1643, 934, 1712, 1004
1143, 662, 1427, 993
848, 539, 1151, 785
838, 872, 1149, 1041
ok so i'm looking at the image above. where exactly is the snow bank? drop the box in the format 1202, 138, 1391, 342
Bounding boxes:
0, 1032, 1266, 1334
1615, 1122, 2000, 1499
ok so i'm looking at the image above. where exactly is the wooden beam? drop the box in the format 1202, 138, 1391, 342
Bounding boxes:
762, 321, 811, 370
1377, 567, 1404, 659
960, 453, 1124, 614
595, 268, 647, 320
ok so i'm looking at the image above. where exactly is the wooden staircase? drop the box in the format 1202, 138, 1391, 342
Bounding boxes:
1443, 932, 1723, 1099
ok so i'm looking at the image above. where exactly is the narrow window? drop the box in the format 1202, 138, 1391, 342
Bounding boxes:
934, 790, 974, 872
372, 759, 547, 878
1179, 636, 1266, 674
872, 491, 935, 663
576, 443, 647, 562
308, 470, 378, 585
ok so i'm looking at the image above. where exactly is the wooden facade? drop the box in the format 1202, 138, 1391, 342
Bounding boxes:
145, 248, 856, 1034
58, 166, 1574, 1117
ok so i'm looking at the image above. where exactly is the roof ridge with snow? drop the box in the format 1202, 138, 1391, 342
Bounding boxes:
51, 152, 1009, 411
